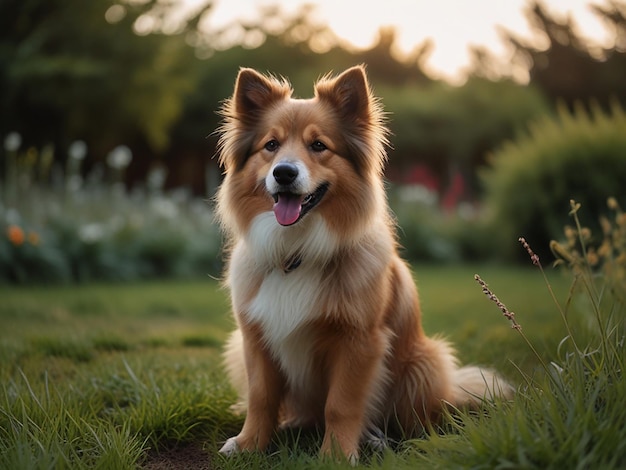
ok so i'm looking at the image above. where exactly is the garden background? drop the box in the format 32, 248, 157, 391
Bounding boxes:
1, 1, 625, 468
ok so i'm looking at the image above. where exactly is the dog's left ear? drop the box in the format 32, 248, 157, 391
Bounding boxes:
315, 66, 372, 122
314, 65, 388, 175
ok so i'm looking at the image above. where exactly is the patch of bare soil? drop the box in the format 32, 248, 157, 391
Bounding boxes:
141, 443, 214, 470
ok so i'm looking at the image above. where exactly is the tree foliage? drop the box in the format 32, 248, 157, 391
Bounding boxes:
0, 0, 210, 164
2, 0, 625, 200
504, 1, 626, 110
382, 78, 548, 198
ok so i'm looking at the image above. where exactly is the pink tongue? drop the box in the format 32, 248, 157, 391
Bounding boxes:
273, 193, 302, 226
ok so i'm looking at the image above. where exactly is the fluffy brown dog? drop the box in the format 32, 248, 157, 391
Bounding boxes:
216, 65, 513, 462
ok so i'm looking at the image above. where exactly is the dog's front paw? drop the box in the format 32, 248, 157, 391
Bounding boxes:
219, 437, 240, 456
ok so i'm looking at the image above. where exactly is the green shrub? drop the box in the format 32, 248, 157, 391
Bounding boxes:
389, 187, 497, 263
382, 78, 548, 195
392, 200, 460, 263
482, 101, 626, 261
1, 185, 221, 284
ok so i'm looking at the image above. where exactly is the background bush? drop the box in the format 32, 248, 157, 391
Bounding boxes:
481, 101, 626, 261
0, 182, 221, 284
390, 188, 493, 264
383, 78, 549, 196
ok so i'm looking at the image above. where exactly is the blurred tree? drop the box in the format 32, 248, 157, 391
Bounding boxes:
353, 27, 432, 86
163, 5, 437, 195
382, 78, 548, 200
503, 1, 626, 109
0, 0, 211, 177
0, 0, 560, 202
163, 4, 351, 195
593, 0, 626, 50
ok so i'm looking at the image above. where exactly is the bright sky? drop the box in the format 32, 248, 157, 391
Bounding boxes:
187, 0, 615, 83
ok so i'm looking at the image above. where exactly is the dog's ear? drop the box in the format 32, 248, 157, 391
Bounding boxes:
233, 68, 291, 119
314, 65, 388, 176
218, 69, 291, 171
315, 65, 372, 122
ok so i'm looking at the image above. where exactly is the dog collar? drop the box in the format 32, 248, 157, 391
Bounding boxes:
283, 255, 302, 273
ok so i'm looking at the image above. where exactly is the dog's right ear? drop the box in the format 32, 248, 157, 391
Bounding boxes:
233, 68, 291, 119
218, 69, 292, 171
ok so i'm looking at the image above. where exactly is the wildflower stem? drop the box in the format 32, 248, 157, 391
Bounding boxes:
569, 201, 608, 347
519, 237, 581, 355
474, 274, 552, 376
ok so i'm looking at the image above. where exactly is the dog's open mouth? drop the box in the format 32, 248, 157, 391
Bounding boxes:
272, 183, 329, 226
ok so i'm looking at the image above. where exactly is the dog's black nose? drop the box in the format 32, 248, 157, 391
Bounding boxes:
273, 162, 299, 186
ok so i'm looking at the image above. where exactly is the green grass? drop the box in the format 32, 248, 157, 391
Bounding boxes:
0, 264, 623, 469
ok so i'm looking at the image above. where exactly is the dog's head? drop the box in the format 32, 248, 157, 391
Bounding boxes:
217, 66, 388, 235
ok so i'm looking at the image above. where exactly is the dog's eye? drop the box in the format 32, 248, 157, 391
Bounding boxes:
310, 140, 327, 153
264, 139, 279, 152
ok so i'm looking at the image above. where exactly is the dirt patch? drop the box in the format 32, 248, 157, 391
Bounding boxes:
141, 443, 215, 470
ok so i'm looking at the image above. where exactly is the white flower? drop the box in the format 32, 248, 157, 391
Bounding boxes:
4, 208, 21, 225
151, 197, 178, 219
68, 141, 87, 161
106, 145, 132, 169
3, 132, 21, 152
79, 223, 104, 243
147, 166, 167, 190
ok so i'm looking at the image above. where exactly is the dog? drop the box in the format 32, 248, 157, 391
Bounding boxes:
215, 65, 513, 462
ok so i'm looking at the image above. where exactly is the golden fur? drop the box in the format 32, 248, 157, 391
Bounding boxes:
216, 65, 513, 462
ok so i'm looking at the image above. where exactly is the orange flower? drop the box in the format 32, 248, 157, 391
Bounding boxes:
28, 231, 40, 246
7, 225, 25, 246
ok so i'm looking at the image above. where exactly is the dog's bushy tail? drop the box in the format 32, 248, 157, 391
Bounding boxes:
450, 364, 515, 409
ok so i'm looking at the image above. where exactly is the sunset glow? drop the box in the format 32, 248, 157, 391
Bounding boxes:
196, 0, 614, 83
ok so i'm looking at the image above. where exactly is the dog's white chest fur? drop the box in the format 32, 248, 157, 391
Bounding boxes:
240, 213, 336, 338
246, 265, 324, 391
247, 264, 323, 342
229, 212, 337, 384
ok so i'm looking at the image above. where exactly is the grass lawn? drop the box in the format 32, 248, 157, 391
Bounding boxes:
0, 264, 623, 469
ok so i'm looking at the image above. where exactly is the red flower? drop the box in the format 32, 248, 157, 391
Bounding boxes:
7, 225, 25, 246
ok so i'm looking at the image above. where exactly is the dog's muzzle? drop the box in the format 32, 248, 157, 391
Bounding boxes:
269, 162, 329, 226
